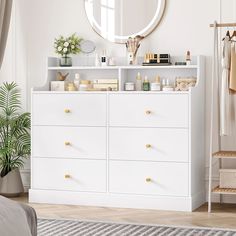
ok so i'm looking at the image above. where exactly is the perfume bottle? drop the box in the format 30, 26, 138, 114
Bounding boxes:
135, 72, 142, 91
74, 73, 80, 90
143, 76, 150, 91
101, 50, 107, 66
186, 51, 191, 65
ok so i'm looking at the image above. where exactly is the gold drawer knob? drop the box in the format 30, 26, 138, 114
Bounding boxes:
64, 109, 71, 113
64, 141, 71, 146
145, 110, 151, 115
146, 177, 152, 182
146, 144, 152, 149
64, 174, 71, 179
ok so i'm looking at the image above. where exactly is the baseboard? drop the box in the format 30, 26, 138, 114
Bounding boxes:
192, 190, 206, 210
29, 189, 205, 212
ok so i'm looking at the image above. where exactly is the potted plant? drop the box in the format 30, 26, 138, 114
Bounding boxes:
54, 33, 82, 67
0, 82, 30, 197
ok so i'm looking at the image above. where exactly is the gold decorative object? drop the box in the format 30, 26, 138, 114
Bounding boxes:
175, 77, 197, 91
146, 177, 152, 182
146, 144, 152, 149
57, 72, 69, 81
64, 109, 71, 113
66, 82, 77, 91
64, 141, 71, 146
64, 174, 71, 179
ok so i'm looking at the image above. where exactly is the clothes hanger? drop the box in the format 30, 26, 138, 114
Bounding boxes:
222, 30, 231, 41
230, 29, 236, 41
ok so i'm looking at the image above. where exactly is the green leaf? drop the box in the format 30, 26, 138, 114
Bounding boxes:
0, 82, 31, 177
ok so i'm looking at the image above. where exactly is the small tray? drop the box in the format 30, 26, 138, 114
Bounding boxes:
142, 63, 172, 66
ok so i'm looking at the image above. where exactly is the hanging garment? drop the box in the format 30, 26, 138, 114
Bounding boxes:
230, 42, 236, 92
220, 36, 231, 136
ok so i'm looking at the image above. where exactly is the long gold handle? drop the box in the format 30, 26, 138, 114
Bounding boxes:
146, 144, 152, 149
64, 109, 71, 113
145, 110, 151, 115
64, 174, 71, 179
146, 177, 152, 182
64, 141, 71, 146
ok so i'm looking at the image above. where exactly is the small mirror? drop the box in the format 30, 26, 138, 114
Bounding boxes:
85, 0, 165, 43
80, 40, 96, 54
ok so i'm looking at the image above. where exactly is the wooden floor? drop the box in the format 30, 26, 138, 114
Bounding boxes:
13, 194, 236, 230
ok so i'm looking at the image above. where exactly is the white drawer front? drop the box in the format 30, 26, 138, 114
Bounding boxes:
109, 94, 189, 128
32, 93, 106, 126
109, 161, 188, 196
33, 126, 106, 159
109, 128, 188, 162
32, 158, 106, 192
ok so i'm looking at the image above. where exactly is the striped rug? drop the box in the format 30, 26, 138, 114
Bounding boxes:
38, 219, 236, 236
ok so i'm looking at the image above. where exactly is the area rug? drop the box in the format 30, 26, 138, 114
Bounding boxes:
38, 218, 236, 236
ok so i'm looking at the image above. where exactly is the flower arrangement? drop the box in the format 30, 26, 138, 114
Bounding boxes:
54, 33, 82, 57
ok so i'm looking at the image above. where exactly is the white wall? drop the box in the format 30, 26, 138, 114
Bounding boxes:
1, 0, 236, 201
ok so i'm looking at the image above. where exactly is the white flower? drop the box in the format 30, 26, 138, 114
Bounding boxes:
58, 46, 62, 52
64, 42, 69, 47
63, 48, 68, 53
71, 45, 75, 49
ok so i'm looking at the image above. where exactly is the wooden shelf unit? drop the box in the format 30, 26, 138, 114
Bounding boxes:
213, 186, 236, 195
213, 151, 236, 159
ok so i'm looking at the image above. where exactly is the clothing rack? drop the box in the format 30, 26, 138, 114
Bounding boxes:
208, 22, 236, 213
209, 23, 236, 27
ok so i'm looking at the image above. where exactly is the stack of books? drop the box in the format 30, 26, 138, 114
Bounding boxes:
92, 79, 119, 91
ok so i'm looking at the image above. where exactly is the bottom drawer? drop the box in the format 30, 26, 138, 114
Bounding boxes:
32, 158, 106, 192
220, 169, 236, 188
109, 161, 189, 196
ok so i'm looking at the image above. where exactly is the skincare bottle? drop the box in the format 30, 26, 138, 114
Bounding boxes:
74, 73, 80, 90
162, 79, 174, 91
162, 79, 166, 90
95, 53, 100, 67
101, 50, 107, 66
186, 51, 191, 65
150, 76, 161, 91
135, 72, 142, 91
143, 76, 150, 91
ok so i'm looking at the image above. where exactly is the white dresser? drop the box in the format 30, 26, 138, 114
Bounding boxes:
29, 56, 205, 211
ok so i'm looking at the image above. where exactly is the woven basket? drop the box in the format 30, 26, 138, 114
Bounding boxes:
175, 77, 197, 91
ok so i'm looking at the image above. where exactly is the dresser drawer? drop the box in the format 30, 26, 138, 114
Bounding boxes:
109, 94, 189, 127
32, 158, 106, 192
33, 126, 106, 159
109, 128, 188, 162
32, 93, 106, 126
109, 161, 188, 196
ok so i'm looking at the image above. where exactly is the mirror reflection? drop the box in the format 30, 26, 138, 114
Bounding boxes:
85, 0, 165, 43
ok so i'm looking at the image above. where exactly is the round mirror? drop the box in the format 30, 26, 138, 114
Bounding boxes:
85, 0, 166, 43
80, 40, 96, 54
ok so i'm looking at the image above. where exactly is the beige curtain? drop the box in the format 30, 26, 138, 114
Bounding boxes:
0, 0, 13, 69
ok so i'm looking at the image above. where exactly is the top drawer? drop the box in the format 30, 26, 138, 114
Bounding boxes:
32, 93, 107, 126
109, 94, 189, 128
